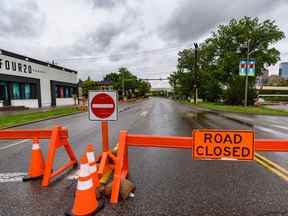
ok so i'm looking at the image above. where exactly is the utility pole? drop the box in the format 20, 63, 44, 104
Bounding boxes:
194, 43, 199, 105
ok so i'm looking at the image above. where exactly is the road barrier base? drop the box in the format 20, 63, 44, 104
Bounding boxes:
0, 125, 78, 187
41, 126, 78, 187
22, 175, 43, 182
119, 178, 135, 200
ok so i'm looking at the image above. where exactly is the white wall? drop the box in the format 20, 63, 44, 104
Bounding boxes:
56, 98, 75, 106
0, 53, 78, 107
11, 99, 39, 108
41, 79, 52, 107
0, 101, 3, 107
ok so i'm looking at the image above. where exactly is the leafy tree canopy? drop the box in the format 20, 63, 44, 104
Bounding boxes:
104, 67, 151, 98
169, 16, 285, 105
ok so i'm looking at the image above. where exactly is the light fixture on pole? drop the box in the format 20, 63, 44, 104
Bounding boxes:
238, 40, 256, 107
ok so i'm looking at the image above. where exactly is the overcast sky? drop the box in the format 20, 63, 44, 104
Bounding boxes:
1, 0, 288, 88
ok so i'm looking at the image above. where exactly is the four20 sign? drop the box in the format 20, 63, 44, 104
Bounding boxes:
88, 91, 118, 121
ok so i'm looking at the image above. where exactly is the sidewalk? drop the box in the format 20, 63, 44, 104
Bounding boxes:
266, 104, 288, 111
180, 101, 288, 130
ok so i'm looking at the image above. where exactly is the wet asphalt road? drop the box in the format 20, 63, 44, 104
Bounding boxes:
0, 97, 288, 216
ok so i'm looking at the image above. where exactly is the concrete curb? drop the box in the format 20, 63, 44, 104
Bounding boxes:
179, 101, 254, 127
119, 107, 131, 113
206, 110, 254, 127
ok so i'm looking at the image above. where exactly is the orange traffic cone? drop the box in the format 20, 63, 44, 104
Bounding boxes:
23, 139, 45, 181
86, 144, 100, 189
72, 155, 98, 216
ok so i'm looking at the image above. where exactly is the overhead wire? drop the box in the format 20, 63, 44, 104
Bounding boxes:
54, 43, 192, 63
53, 43, 188, 82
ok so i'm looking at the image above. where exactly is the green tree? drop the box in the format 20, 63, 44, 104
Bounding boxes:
136, 79, 151, 97
104, 72, 121, 90
81, 78, 98, 97
170, 17, 285, 105
104, 67, 151, 99
168, 49, 198, 100
168, 71, 178, 98
205, 17, 285, 105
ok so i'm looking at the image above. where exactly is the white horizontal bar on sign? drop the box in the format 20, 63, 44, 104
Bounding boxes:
92, 104, 114, 108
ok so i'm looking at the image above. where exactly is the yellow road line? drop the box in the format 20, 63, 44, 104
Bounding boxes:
255, 153, 288, 182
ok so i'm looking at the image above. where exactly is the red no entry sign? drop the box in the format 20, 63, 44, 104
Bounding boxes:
91, 93, 115, 118
89, 91, 118, 121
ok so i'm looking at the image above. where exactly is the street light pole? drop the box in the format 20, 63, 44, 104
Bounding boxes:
244, 41, 250, 107
122, 72, 125, 99
194, 43, 199, 105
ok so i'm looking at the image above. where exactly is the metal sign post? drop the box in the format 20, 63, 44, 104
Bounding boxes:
101, 121, 109, 152
88, 91, 118, 152
239, 59, 256, 106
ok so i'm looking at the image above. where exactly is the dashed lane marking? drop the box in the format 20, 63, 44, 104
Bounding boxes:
0, 171, 79, 183
66, 170, 80, 180
0, 173, 27, 183
140, 111, 148, 117
0, 139, 29, 151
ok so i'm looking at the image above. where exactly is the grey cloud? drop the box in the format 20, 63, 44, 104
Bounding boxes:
90, 0, 126, 9
76, 24, 124, 56
0, 0, 46, 38
162, 0, 286, 42
53, 24, 129, 65
119, 41, 140, 53
90, 25, 124, 50
108, 41, 140, 62
58, 23, 125, 58
68, 5, 142, 57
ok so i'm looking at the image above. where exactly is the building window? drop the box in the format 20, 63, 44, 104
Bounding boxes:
24, 84, 31, 99
0, 82, 8, 100
64, 87, 70, 98
60, 87, 64, 98
11, 82, 36, 100
55, 86, 58, 97
56, 85, 74, 98
12, 83, 20, 99
29, 84, 36, 99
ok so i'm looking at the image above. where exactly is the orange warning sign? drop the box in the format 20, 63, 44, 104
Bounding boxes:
193, 130, 255, 161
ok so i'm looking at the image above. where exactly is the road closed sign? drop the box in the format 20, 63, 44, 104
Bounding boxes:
193, 130, 254, 161
88, 91, 118, 121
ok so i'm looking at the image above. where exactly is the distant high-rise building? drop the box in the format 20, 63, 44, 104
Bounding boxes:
279, 62, 288, 79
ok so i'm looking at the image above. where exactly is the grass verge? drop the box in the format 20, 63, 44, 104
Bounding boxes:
187, 101, 288, 116
0, 106, 80, 129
